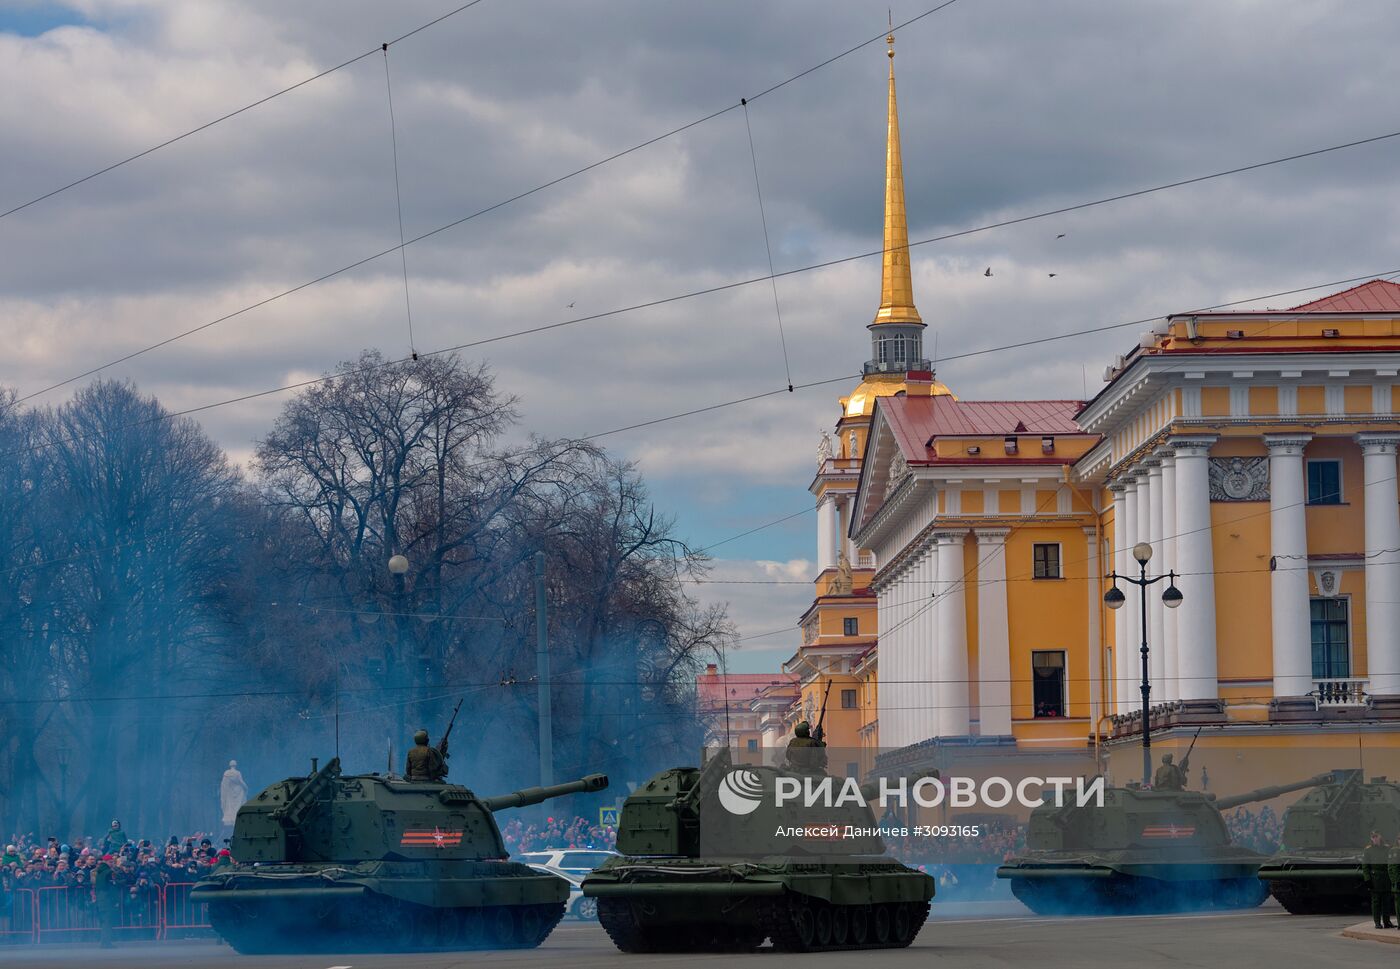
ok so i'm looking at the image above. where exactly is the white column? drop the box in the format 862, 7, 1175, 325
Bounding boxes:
890, 571, 905, 749
1118, 475, 1141, 713
876, 583, 895, 749
1359, 433, 1400, 695
1083, 527, 1102, 727
977, 529, 1012, 735
1145, 458, 1167, 700
1108, 482, 1128, 714
1265, 434, 1314, 698
817, 497, 838, 572
920, 545, 940, 742
935, 531, 970, 736
1171, 436, 1220, 701
1156, 448, 1179, 703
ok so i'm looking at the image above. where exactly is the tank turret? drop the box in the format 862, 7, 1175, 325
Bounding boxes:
1259, 769, 1400, 914
998, 770, 1338, 915
583, 752, 934, 954
192, 756, 610, 953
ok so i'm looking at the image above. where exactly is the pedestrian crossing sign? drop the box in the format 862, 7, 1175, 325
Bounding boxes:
599, 806, 620, 826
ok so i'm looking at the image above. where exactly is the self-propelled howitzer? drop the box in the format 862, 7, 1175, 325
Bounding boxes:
1258, 769, 1400, 914
996, 772, 1336, 914
582, 752, 934, 953
192, 757, 608, 953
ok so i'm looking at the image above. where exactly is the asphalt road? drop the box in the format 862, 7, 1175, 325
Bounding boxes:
2, 902, 1392, 969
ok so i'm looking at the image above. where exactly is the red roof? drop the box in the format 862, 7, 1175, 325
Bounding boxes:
696, 671, 796, 709
1286, 279, 1400, 313
882, 396, 1086, 458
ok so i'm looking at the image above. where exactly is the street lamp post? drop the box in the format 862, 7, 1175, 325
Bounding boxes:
388, 553, 412, 737
1104, 542, 1184, 787
56, 742, 70, 830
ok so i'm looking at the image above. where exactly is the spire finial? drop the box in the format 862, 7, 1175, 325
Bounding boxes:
888, 10, 895, 58
873, 27, 922, 326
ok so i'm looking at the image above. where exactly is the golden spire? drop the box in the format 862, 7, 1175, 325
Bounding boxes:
873, 32, 922, 326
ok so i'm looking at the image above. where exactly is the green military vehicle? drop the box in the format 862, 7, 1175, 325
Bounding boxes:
192, 756, 608, 953
1258, 769, 1400, 914
997, 772, 1336, 914
582, 752, 934, 953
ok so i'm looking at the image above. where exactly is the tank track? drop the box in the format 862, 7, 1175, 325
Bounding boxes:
1268, 879, 1368, 915
210, 897, 564, 954
596, 897, 763, 953
759, 894, 929, 952
1009, 875, 1269, 915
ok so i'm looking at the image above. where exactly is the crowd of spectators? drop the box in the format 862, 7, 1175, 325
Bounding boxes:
500, 816, 616, 855
1224, 805, 1284, 854
1, 820, 231, 932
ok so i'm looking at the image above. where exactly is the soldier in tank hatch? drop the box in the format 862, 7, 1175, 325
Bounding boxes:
783, 720, 828, 772
1363, 830, 1395, 928
405, 729, 448, 782
1153, 753, 1188, 791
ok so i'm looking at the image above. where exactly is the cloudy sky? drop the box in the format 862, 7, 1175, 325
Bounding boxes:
3, 0, 1400, 671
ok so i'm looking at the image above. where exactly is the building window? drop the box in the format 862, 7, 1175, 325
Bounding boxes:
1310, 598, 1350, 679
843, 617, 859, 636
1033, 543, 1062, 579
1032, 651, 1066, 718
746, 738, 759, 752
841, 688, 857, 709
1306, 460, 1342, 505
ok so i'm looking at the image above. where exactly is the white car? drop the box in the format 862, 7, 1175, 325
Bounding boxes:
526, 863, 598, 920
515, 848, 619, 879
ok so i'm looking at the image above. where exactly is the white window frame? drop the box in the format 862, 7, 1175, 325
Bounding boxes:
1308, 594, 1354, 680
1305, 458, 1344, 505
1032, 541, 1063, 579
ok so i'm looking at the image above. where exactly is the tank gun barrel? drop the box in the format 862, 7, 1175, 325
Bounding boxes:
481, 773, 609, 812
1213, 771, 1337, 810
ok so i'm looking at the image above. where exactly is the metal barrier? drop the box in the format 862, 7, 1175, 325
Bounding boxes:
0, 883, 215, 945
0, 889, 37, 945
33, 885, 162, 944
161, 882, 214, 938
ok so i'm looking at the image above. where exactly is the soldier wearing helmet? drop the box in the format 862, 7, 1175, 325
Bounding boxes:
784, 720, 828, 772
405, 729, 448, 782
1153, 753, 1188, 791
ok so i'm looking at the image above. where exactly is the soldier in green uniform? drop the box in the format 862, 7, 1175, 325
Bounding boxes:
1153, 753, 1188, 791
1388, 834, 1400, 929
92, 854, 121, 948
405, 729, 448, 782
784, 720, 828, 772
1362, 830, 1395, 928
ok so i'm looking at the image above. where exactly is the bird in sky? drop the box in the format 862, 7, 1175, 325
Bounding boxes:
567, 301, 576, 308
1056, 233, 1066, 239
984, 267, 992, 277
1048, 273, 1058, 278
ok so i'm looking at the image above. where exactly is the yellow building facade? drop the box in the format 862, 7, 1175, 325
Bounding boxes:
768, 34, 1400, 779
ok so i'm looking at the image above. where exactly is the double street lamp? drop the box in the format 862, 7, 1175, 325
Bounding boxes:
1104, 542, 1184, 786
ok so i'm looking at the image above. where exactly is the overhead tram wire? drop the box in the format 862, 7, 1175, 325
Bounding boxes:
0, 0, 493, 222
14, 1, 970, 404
6, 264, 1400, 464
381, 45, 419, 358
24, 44, 1400, 401
742, 97, 794, 391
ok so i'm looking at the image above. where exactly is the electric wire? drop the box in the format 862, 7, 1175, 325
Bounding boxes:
0, 0, 492, 221
20, 89, 1400, 404
381, 46, 418, 357
741, 97, 794, 391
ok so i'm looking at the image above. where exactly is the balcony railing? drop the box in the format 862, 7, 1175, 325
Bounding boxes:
1312, 677, 1369, 708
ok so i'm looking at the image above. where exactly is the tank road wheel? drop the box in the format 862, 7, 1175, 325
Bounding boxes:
848, 904, 869, 946
813, 903, 834, 948
830, 904, 850, 947
485, 907, 516, 947
870, 904, 892, 946
457, 907, 485, 947
516, 905, 544, 946
596, 898, 656, 954
791, 901, 817, 950
891, 903, 914, 946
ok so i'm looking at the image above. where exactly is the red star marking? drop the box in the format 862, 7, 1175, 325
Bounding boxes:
433, 827, 446, 847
